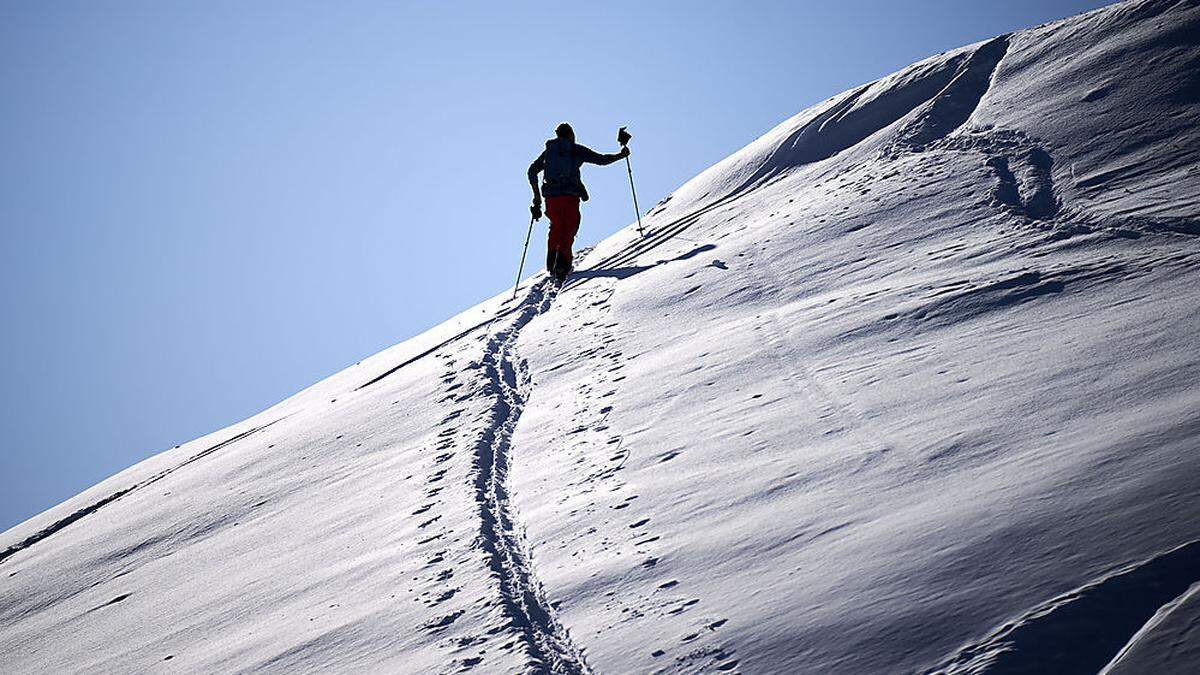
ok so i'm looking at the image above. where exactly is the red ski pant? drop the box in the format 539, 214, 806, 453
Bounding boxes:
545, 195, 581, 270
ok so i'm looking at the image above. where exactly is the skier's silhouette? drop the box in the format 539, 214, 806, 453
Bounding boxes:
528, 123, 629, 281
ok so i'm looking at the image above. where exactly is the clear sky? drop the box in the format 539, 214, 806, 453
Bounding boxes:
0, 0, 1112, 532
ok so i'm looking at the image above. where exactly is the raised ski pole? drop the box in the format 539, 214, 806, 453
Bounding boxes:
513, 208, 537, 299
617, 126, 645, 237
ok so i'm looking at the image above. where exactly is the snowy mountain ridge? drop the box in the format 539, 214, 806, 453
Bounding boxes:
3, 0, 1200, 673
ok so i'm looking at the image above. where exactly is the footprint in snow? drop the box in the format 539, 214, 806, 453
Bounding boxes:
90, 593, 131, 612
423, 610, 464, 632
669, 598, 700, 615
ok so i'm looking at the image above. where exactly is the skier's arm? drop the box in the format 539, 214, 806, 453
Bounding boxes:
528, 152, 545, 203
575, 144, 629, 166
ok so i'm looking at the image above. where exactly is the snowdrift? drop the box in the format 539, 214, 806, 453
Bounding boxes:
3, 1, 1199, 672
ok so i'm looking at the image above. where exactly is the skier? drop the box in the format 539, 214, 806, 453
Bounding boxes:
528, 122, 630, 281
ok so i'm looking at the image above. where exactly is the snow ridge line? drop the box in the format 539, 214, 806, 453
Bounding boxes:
471, 277, 591, 675
927, 538, 1200, 674
0, 418, 284, 566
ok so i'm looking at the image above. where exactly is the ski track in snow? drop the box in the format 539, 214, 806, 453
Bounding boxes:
470, 277, 591, 674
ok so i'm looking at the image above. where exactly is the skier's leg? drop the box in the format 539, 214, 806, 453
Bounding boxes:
547, 197, 580, 279
546, 197, 564, 274
551, 250, 565, 281
546, 196, 577, 277
560, 198, 581, 272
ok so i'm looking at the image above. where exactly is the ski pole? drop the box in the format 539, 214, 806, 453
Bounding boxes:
617, 126, 645, 237
513, 210, 536, 299
625, 155, 645, 237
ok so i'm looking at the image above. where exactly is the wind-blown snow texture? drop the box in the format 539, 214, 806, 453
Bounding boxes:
3, 1, 1199, 672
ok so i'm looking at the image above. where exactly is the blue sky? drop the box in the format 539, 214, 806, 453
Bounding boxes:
0, 0, 1110, 532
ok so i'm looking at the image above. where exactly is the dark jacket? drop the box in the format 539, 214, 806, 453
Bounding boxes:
528, 138, 623, 202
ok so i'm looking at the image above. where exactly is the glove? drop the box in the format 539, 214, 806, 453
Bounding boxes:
618, 146, 631, 158
531, 201, 542, 220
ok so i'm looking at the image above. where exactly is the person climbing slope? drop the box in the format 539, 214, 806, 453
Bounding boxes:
528, 122, 630, 281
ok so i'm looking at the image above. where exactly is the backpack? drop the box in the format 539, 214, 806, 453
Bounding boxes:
542, 139, 587, 200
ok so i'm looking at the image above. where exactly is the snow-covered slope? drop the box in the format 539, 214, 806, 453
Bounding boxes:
3, 1, 1199, 672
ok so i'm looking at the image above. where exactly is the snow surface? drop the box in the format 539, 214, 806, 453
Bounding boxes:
3, 0, 1199, 672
